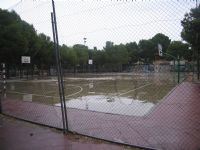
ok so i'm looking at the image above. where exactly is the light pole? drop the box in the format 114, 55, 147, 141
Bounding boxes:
83, 37, 87, 46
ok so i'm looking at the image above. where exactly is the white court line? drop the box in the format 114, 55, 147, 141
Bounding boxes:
65, 84, 83, 98
7, 91, 58, 99
7, 84, 83, 99
118, 83, 153, 96
7, 83, 152, 100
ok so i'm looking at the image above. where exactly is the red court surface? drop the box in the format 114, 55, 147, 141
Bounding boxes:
1, 82, 200, 150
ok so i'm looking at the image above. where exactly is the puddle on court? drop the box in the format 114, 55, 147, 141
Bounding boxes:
55, 95, 154, 116
6, 75, 177, 116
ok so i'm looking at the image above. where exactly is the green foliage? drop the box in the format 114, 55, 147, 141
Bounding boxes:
60, 44, 78, 66
166, 41, 191, 61
103, 43, 129, 71
93, 49, 106, 66
104, 41, 114, 49
35, 33, 54, 69
181, 6, 200, 49
138, 39, 155, 63
0, 8, 194, 73
73, 44, 89, 66
125, 42, 139, 64
0, 9, 54, 70
0, 9, 34, 65
180, 6, 200, 61
151, 33, 171, 54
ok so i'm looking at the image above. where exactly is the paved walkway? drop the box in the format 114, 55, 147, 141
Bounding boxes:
0, 115, 137, 150
1, 82, 200, 150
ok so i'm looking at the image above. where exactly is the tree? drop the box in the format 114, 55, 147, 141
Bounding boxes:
0, 9, 30, 65
166, 41, 191, 61
93, 49, 106, 72
34, 33, 54, 69
73, 44, 89, 72
125, 42, 139, 64
104, 41, 114, 49
138, 39, 155, 63
181, 6, 200, 78
60, 44, 78, 67
115, 44, 129, 65
151, 33, 171, 55
103, 42, 129, 71
0, 9, 42, 78
93, 50, 105, 65
0, 9, 54, 68
181, 5, 200, 56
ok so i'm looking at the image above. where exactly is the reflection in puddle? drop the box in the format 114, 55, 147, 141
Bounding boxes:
10, 85, 15, 91
55, 95, 154, 116
23, 94, 33, 102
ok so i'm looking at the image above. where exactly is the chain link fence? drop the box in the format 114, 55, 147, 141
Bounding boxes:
0, 0, 200, 149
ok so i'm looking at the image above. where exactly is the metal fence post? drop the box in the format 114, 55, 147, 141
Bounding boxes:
51, 0, 68, 133
197, 50, 200, 80
2, 63, 6, 98
0, 63, 6, 113
0, 64, 1, 113
0, 93, 2, 114
177, 55, 180, 83
0, 90, 2, 114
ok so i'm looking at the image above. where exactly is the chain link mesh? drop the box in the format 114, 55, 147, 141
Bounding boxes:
1, 0, 200, 149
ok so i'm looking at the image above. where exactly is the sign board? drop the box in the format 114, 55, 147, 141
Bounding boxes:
158, 44, 163, 56
88, 59, 93, 65
21, 56, 31, 64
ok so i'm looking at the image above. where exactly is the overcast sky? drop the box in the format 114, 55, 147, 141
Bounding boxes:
0, 0, 197, 49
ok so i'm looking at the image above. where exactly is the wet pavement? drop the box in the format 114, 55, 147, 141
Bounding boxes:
1, 81, 200, 150
0, 115, 139, 150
